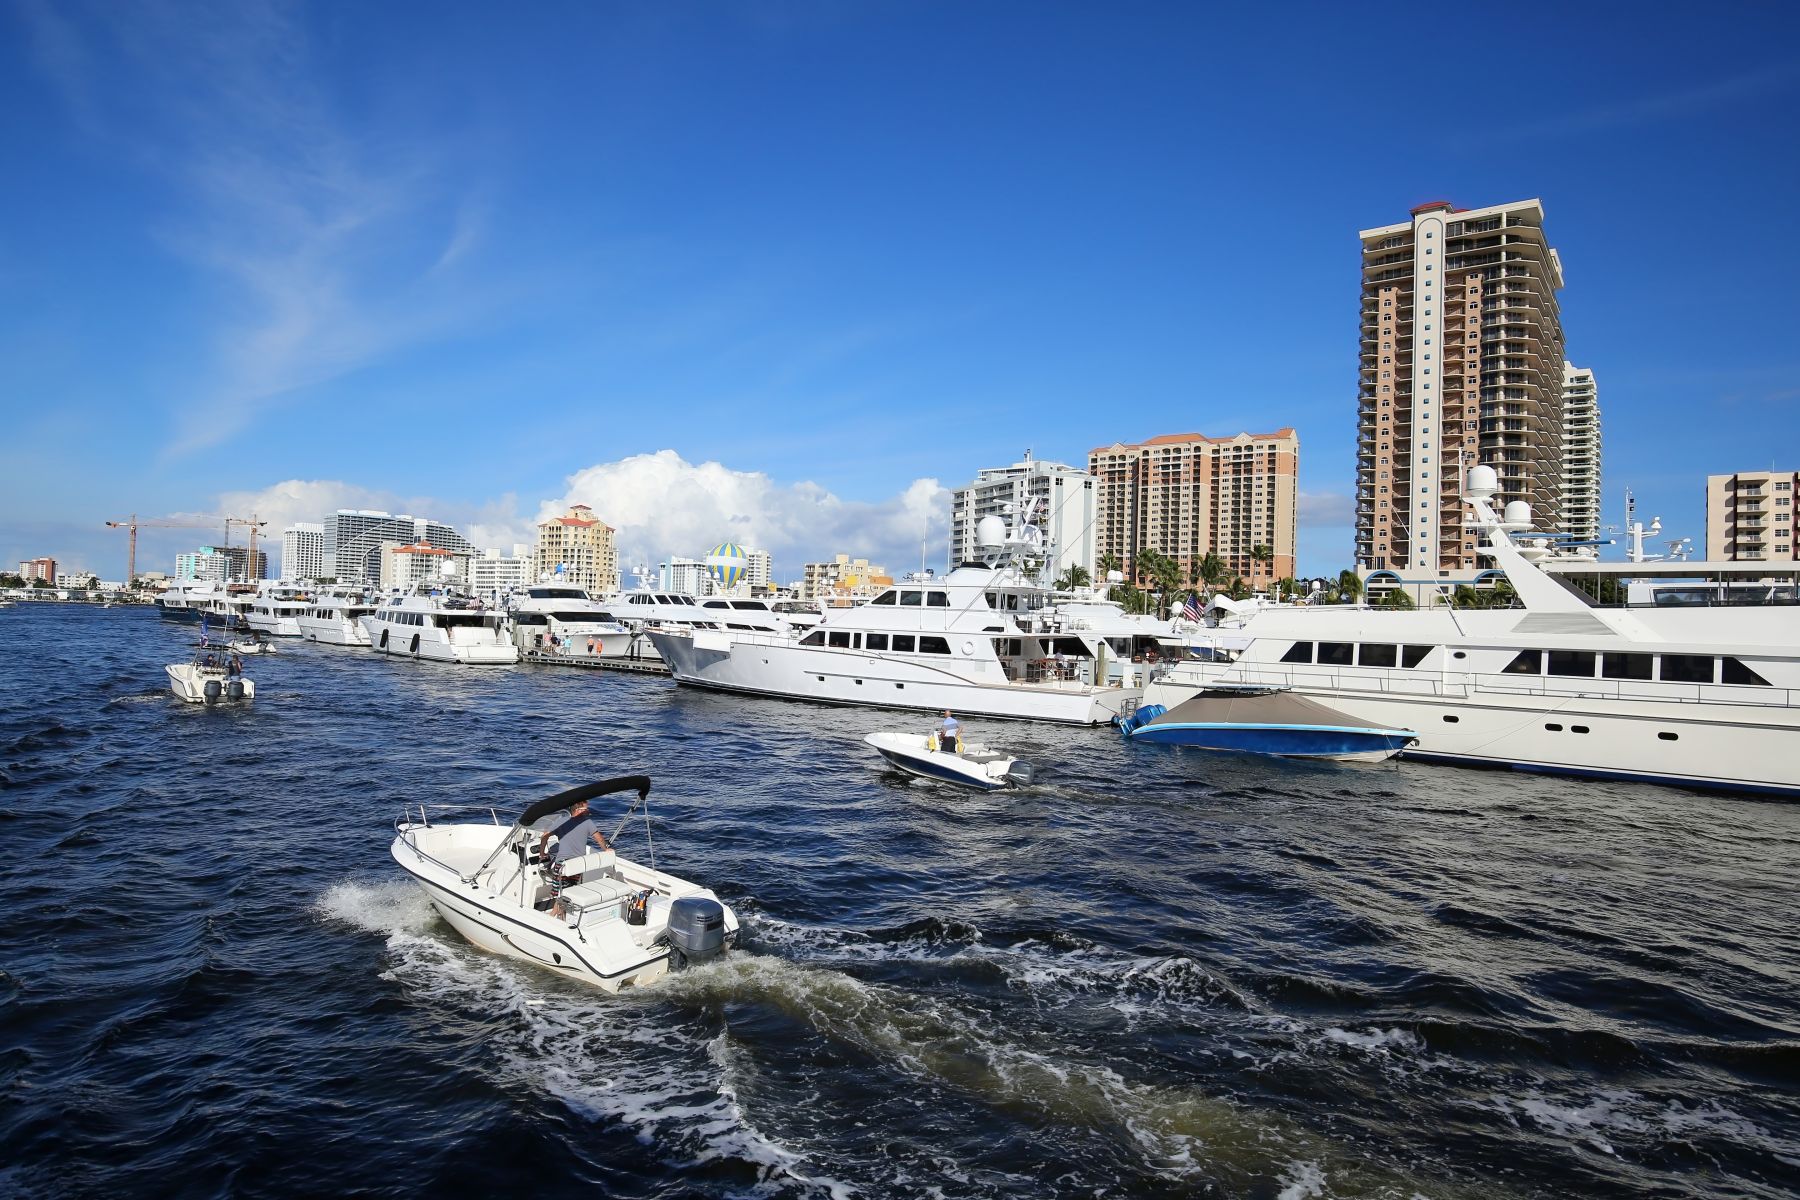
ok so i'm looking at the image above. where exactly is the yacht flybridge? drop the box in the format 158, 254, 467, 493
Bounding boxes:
650, 512, 1155, 724
1143, 466, 1800, 797
298, 585, 377, 646
360, 582, 518, 665
390, 776, 737, 992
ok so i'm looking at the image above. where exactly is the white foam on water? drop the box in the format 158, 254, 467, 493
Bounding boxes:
1276, 1159, 1327, 1199
1320, 1026, 1425, 1055
1493, 1088, 1788, 1161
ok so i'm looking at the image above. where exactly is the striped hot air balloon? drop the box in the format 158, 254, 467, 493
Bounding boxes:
706, 542, 748, 590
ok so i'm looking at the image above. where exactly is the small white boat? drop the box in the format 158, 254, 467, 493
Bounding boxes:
390, 776, 739, 993
166, 645, 255, 705
228, 632, 277, 655
864, 730, 1036, 790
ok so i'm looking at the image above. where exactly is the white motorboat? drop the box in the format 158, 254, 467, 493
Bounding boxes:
154, 579, 226, 622
227, 631, 277, 655
1143, 466, 1800, 797
244, 580, 314, 637
360, 582, 518, 665
1117, 688, 1416, 762
506, 584, 637, 660
650, 513, 1156, 725
390, 776, 739, 993
298, 585, 376, 646
167, 643, 255, 704
864, 730, 1036, 790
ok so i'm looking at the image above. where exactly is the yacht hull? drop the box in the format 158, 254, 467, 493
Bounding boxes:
298, 616, 371, 646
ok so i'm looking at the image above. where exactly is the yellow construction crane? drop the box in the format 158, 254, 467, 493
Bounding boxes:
104, 513, 268, 585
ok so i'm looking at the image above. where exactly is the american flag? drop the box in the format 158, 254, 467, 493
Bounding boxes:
1181, 593, 1201, 621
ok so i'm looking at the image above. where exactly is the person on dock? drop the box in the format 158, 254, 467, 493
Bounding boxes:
934, 710, 961, 755
537, 797, 610, 918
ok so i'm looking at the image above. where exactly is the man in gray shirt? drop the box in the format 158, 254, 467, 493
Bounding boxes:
537, 797, 610, 918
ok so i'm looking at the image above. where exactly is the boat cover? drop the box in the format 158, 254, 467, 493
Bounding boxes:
1144, 690, 1398, 733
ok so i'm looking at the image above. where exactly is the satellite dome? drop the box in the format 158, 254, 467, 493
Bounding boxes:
706, 542, 749, 589
1466, 465, 1499, 496
975, 515, 1007, 549
1504, 500, 1532, 529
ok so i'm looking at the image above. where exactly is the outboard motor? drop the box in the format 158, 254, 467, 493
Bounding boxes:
203, 679, 222, 704
226, 680, 245, 701
665, 896, 727, 968
1004, 759, 1036, 787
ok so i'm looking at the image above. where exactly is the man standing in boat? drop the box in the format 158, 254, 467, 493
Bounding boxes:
935, 710, 961, 755
537, 797, 610, 918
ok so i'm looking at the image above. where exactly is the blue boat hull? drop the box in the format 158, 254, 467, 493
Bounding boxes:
1127, 722, 1415, 760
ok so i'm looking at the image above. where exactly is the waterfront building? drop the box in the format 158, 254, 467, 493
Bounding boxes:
1706, 470, 1799, 562
467, 545, 532, 600
1561, 364, 1602, 544
1356, 198, 1568, 577
950, 451, 1096, 579
533, 505, 619, 595
281, 523, 325, 581
175, 545, 267, 582
18, 557, 56, 582
326, 510, 477, 584
1087, 430, 1298, 586
743, 548, 772, 591
800, 555, 891, 603
379, 542, 469, 591
659, 557, 715, 597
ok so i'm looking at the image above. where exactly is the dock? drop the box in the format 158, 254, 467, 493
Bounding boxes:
521, 650, 670, 676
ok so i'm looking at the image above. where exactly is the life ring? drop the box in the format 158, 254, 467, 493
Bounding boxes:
410, 633, 421, 656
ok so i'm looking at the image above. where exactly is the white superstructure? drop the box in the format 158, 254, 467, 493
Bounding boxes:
298, 585, 377, 646
244, 580, 314, 637
507, 585, 635, 658
359, 583, 518, 665
1145, 467, 1800, 797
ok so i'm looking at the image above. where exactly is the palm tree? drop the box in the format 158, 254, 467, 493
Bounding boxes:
1336, 568, 1363, 603
1250, 544, 1273, 581
1197, 551, 1226, 592
1054, 564, 1092, 591
1380, 587, 1415, 610
1097, 552, 1120, 580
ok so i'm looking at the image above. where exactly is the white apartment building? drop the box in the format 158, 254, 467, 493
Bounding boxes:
1561, 364, 1601, 543
467, 545, 532, 600
281, 522, 325, 581
326, 510, 476, 583
743, 548, 772, 590
658, 558, 716, 596
379, 542, 471, 591
950, 451, 1096, 579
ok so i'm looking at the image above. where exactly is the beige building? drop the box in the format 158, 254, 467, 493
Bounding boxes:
1561, 363, 1601, 544
1087, 429, 1298, 585
1706, 471, 1799, 562
1356, 199, 1567, 578
800, 554, 890, 603
534, 505, 619, 594
379, 541, 469, 590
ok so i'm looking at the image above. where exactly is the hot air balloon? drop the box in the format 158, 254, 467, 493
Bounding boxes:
706, 542, 749, 591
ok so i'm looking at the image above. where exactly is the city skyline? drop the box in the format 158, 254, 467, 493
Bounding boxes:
4, 5, 1797, 581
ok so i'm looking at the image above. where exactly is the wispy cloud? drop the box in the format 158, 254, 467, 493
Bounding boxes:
1495, 60, 1800, 141
14, 0, 500, 460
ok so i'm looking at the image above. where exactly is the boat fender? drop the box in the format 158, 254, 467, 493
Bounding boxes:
410, 633, 421, 656
379, 629, 389, 650
227, 680, 245, 701
926, 733, 938, 752
203, 679, 222, 704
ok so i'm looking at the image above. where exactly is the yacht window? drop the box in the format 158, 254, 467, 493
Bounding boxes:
730, 601, 765, 611
927, 591, 950, 607
1007, 595, 1021, 611
892, 634, 916, 652
680, 596, 697, 605
919, 636, 951, 655
985, 592, 998, 608
901, 591, 923, 606
872, 591, 897, 606
1603, 653, 1653, 680
865, 633, 889, 651
1721, 658, 1770, 686
1358, 643, 1397, 668
1546, 650, 1597, 678
1659, 654, 1715, 684
1318, 642, 1354, 666
1502, 650, 1542, 675
801, 631, 825, 646
704, 600, 729, 609
828, 632, 852, 649
1279, 641, 1314, 664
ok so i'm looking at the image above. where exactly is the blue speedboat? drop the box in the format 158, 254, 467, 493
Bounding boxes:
1119, 688, 1417, 762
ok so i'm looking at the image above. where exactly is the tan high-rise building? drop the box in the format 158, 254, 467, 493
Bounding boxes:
1356, 199, 1567, 577
1087, 429, 1298, 585
1706, 471, 1799, 562
533, 505, 619, 593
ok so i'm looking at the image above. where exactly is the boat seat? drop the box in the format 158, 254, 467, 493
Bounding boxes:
561, 876, 636, 913
558, 849, 615, 877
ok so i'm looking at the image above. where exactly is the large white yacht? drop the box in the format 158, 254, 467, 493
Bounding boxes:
155, 580, 226, 622
298, 585, 377, 646
507, 584, 635, 657
360, 583, 518, 665
649, 517, 1156, 724
244, 580, 315, 637
1142, 467, 1800, 798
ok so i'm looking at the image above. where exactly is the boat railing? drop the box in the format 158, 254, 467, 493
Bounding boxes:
1189, 662, 1800, 710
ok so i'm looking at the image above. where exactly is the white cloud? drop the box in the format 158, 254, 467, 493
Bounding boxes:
544, 450, 949, 580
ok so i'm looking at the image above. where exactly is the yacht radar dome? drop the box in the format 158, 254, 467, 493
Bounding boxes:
975, 515, 1007, 549
1503, 500, 1533, 531
1466, 465, 1499, 498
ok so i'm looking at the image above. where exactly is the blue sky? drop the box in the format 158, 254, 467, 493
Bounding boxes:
3, 2, 1797, 580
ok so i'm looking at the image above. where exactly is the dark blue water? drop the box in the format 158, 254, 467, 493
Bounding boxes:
2, 605, 1798, 1198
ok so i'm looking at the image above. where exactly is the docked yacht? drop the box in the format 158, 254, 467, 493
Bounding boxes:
649, 516, 1152, 724
360, 582, 518, 665
298, 585, 376, 646
507, 585, 635, 658
390, 776, 738, 992
1143, 467, 1800, 797
244, 580, 314, 637
155, 580, 226, 622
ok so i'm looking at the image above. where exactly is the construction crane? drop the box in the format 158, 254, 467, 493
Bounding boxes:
104, 513, 268, 585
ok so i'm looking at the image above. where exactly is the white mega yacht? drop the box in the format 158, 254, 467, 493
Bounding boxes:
244, 580, 315, 637
648, 516, 1155, 724
507, 584, 635, 657
298, 585, 377, 646
1142, 466, 1800, 798
155, 580, 226, 622
360, 583, 519, 665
